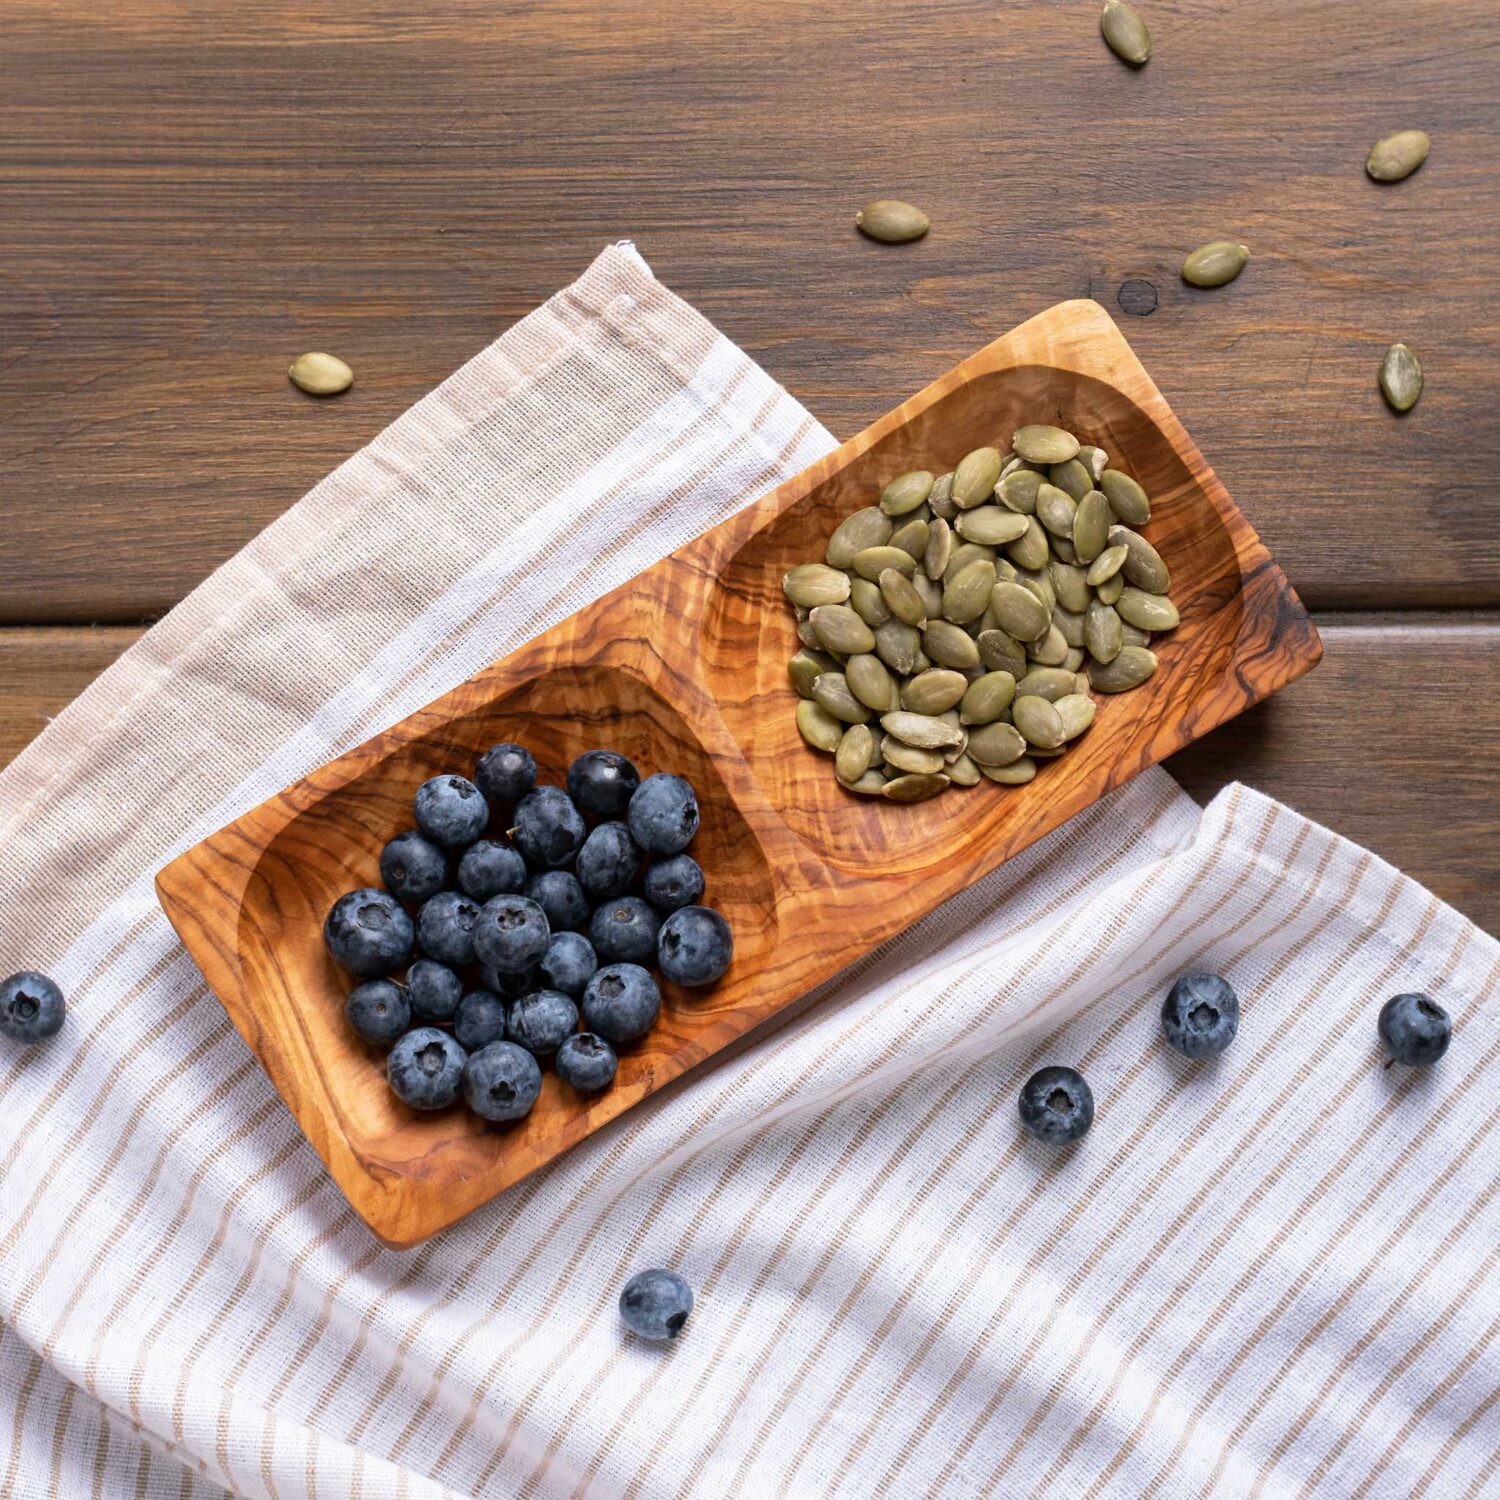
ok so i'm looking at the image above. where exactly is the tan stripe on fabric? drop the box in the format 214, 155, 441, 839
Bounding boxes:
92, 1402, 112, 1500
1463, 1449, 1499, 1500
47, 1378, 76, 1498
1412, 1380, 1500, 1495
1, 1338, 47, 1497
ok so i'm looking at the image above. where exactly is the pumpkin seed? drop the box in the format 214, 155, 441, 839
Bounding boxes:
882, 773, 950, 803
912, 570, 943, 617
880, 469, 934, 516
924, 517, 954, 579
953, 447, 1005, 509
1013, 694, 1066, 749
1049, 459, 1093, 502
1055, 693, 1097, 740
856, 198, 930, 243
902, 668, 968, 715
981, 756, 1037, 785
1085, 542, 1129, 586
998, 469, 1042, 514
994, 556, 1019, 584
1366, 129, 1429, 183
881, 735, 945, 774
1034, 483, 1078, 540
955, 507, 1030, 545
1099, 470, 1150, 525
1006, 514, 1052, 571
946, 753, 982, 787
1015, 567, 1057, 615
881, 711, 965, 749
1012, 424, 1080, 465
842, 770, 889, 796
796, 616, 822, 648
1110, 525, 1171, 592
959, 670, 1017, 725
1014, 667, 1078, 702
812, 672, 874, 724
789, 648, 839, 697
796, 699, 843, 751
852, 545, 918, 581
1096, 571, 1125, 605
1051, 534, 1077, 563
966, 721, 1028, 767
928, 472, 957, 519
977, 629, 1029, 676
943, 559, 998, 624
1063, 647, 1086, 673
923, 619, 982, 668
1077, 445, 1108, 483
783, 563, 852, 608
1088, 645, 1158, 693
835, 724, 876, 783
1084, 599, 1123, 663
1049, 560, 1091, 614
288, 352, 353, 395
874, 619, 924, 675
1120, 621, 1152, 647
1182, 240, 1249, 288
827, 507, 894, 568
879, 567, 928, 626
1100, 0, 1151, 66
943, 541, 997, 586
889, 517, 930, 561
989, 580, 1050, 642
1053, 605, 1086, 648
847, 653, 900, 711
810, 604, 876, 654
850, 577, 893, 626
1115, 586, 1180, 631
1072, 489, 1111, 564
1026, 622, 1070, 667
1379, 343, 1423, 412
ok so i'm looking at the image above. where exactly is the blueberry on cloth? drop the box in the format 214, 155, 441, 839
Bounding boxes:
463, 1040, 543, 1122
657, 906, 733, 988
0, 971, 65, 1044
405, 958, 464, 1023
379, 829, 448, 904
526, 870, 590, 933
415, 890, 480, 968
345, 979, 410, 1045
324, 888, 415, 977
581, 963, 661, 1046
388, 1027, 466, 1110
1161, 973, 1240, 1058
588, 896, 662, 966
1378, 992, 1451, 1067
413, 774, 490, 847
507, 988, 579, 1056
567, 749, 641, 821
642, 853, 706, 915
512, 785, 588, 870
457, 839, 528, 902
1018, 1066, 1094, 1145
538, 931, 599, 998
556, 1031, 617, 1092
475, 742, 537, 804
473, 894, 551, 973
626, 774, 700, 856
575, 822, 643, 904
454, 990, 509, 1051
619, 1268, 693, 1341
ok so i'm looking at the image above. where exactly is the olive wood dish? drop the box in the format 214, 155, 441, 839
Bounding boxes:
155, 298, 1321, 1246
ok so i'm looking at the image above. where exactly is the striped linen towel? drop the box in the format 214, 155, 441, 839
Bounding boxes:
0, 245, 1494, 1499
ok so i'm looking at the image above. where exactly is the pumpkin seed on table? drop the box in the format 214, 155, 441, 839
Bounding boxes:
852, 545, 917, 581
881, 737, 946, 775
1100, 0, 1151, 66
796, 616, 821, 648
842, 770, 889, 796
902, 668, 969, 715
922, 618, 981, 669
1055, 693, 1097, 740
847, 652, 900, 712
856, 199, 930, 244
952, 448, 1005, 509
1120, 621, 1152, 648
1096, 571, 1125, 605
835, 724, 877, 784
998, 469, 1042, 514
1366, 129, 1429, 183
1049, 459, 1093, 502
928, 472, 957, 519
1035, 484, 1079, 539
881, 711, 965, 750
1077, 446, 1107, 484
1099, 469, 1151, 525
1379, 343, 1423, 412
850, 577, 892, 626
783, 564, 851, 608
812, 672, 874, 724
1085, 599, 1124, 663
827, 508, 893, 568
1013, 695, 1066, 750
1049, 560, 1091, 614
1012, 425, 1080, 465
810, 604, 876, 655
1182, 241, 1249, 288
288, 352, 353, 396
1014, 667, 1078, 702
883, 773, 950, 803
943, 559, 998, 623
1115, 586, 1180, 632
789, 648, 839, 697
880, 470, 934, 516
989, 580, 1050, 642
1005, 515, 1052, 571
1110, 525, 1172, 593
946, 753, 982, 787
1026, 623, 1070, 667
1072, 489, 1111, 563
965, 722, 1028, 767
889, 517, 930, 560
1089, 645, 1158, 692
959, 670, 1017, 725
1086, 542, 1129, 586
879, 567, 929, 626
924, 517, 954, 579
796, 699, 843, 750
955, 507, 1030, 546
981, 757, 1036, 785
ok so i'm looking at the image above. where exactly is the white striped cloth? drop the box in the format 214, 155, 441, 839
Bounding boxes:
0, 244, 1494, 1499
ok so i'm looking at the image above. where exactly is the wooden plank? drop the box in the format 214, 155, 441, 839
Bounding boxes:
1, 0, 1496, 621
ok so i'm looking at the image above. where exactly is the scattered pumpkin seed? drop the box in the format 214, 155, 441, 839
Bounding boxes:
1050, 534, 1077, 563
1049, 459, 1093, 502
796, 616, 821, 649
922, 618, 982, 668
988, 580, 1051, 642
288, 352, 353, 396
1035, 484, 1079, 539
953, 447, 1006, 509
881, 735, 945, 775
1072, 489, 1111, 564
1012, 424, 1080, 465
850, 577, 893, 626
1005, 515, 1052, 571
928, 472, 957, 519
812, 672, 874, 724
955, 507, 1030, 545
856, 198, 931, 243
1085, 542, 1129, 586
1100, 0, 1151, 66
998, 469, 1042, 514
1116, 586, 1180, 632
1055, 693, 1097, 740
1379, 343, 1423, 412
902, 668, 969, 715
882, 773, 950, 803
783, 563, 852, 608
966, 721, 1028, 767
924, 517, 954, 579
943, 541, 996, 587
959, 670, 1017, 725
943, 559, 999, 623
1014, 667, 1079, 702
1096, 571, 1125, 605
853, 545, 918, 581
1026, 623, 1070, 667
977, 629, 1029, 677
810, 604, 876, 655
1013, 694, 1066, 749
880, 470, 934, 516
889, 517, 930, 560
946, 753, 982, 787
874, 619, 925, 675
1110, 525, 1172, 592
827, 507, 893, 568
1182, 240, 1249, 288
981, 756, 1037, 785
847, 652, 900, 712
789, 648, 839, 698
1366, 129, 1429, 184
1120, 621, 1152, 648
1049, 560, 1091, 614
796, 699, 843, 751
879, 567, 929, 626
1088, 645, 1158, 692
1099, 470, 1150, 525
835, 724, 876, 783
1053, 605, 1086, 648
842, 770, 889, 795
1016, 567, 1056, 614
1085, 599, 1124, 663
881, 711, 965, 749
1063, 647, 1086, 673
1077, 445, 1108, 483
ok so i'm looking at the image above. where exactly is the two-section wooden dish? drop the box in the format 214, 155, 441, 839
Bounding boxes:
156, 299, 1321, 1246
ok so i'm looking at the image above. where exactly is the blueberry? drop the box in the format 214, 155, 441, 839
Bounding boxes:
619, 1268, 693, 1341
512, 786, 588, 870
345, 979, 411, 1045
1379, 992, 1451, 1067
581, 963, 660, 1046
589, 896, 662, 965
567, 749, 641, 821
1161, 973, 1240, 1058
413, 775, 490, 848
627, 774, 700, 856
324, 888, 415, 977
507, 988, 579, 1056
526, 871, 590, 933
0, 971, 65, 1045
463, 1040, 543, 1122
538, 931, 598, 997
642, 853, 706, 915
406, 958, 464, 1023
1018, 1066, 1094, 1145
457, 839, 528, 901
454, 990, 509, 1050
657, 906, 733, 988
379, 830, 448, 903
483, 964, 541, 1000
473, 894, 551, 973
556, 1031, 618, 1092
475, 742, 537, 804
388, 1027, 466, 1110
415, 890, 480, 967
575, 822, 643, 903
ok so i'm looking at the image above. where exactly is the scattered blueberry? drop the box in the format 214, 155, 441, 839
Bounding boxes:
0, 971, 65, 1045
463, 1040, 543, 1122
454, 990, 510, 1050
589, 896, 662, 965
475, 741, 537, 804
538, 931, 598, 997
406, 958, 464, 1023
388, 1027, 466, 1110
413, 774, 490, 847
1018, 1066, 1094, 1145
526, 870, 590, 933
457, 839, 527, 901
511, 785, 588, 870
379, 830, 448, 903
556, 1031, 618, 1092
507, 988, 580, 1056
642, 853, 706, 915
567, 749, 641, 821
656, 905, 733, 988
1379, 992, 1451, 1067
619, 1268, 693, 1341
345, 979, 411, 1045
582, 963, 661, 1046
324, 888, 415, 977
627, 774, 700, 856
575, 822, 643, 903
415, 890, 481, 967
1161, 973, 1241, 1059
473, 894, 551, 973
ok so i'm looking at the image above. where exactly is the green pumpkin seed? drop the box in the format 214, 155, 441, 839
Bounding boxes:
796, 616, 822, 649
1120, 621, 1152, 647
856, 198, 931, 244
1096, 571, 1125, 605
965, 721, 1027, 767
1085, 542, 1129, 586
1063, 647, 1086, 673
812, 671, 874, 723
1366, 129, 1429, 183
1051, 534, 1077, 563
1055, 693, 1097, 740
924, 517, 954, 579
977, 629, 1029, 676
882, 773, 950, 803
1077, 445, 1108, 484
796, 699, 844, 751
902, 668, 968, 714
1013, 694, 1066, 749
879, 567, 928, 626
881, 736, 945, 774
1099, 470, 1150, 525
1110, 526, 1171, 593
288, 351, 354, 395
827, 507, 894, 568
1115, 586, 1180, 631
850, 577, 893, 626
1049, 459, 1093, 502
1053, 605, 1086, 648
955, 507, 1030, 545
1100, 0, 1151, 65
889, 517, 930, 561
1015, 568, 1057, 615
841, 770, 889, 796
981, 756, 1037, 785
810, 604, 876, 655
1014, 667, 1078, 702
927, 472, 956, 519
923, 619, 982, 669
1035, 484, 1077, 539
1049, 560, 1091, 614
783, 563, 852, 608
881, 711, 965, 749
852, 545, 918, 581
1012, 424, 1080, 465
1088, 644, 1158, 693
880, 469, 934, 516
835, 724, 876, 783
847, 652, 900, 711
994, 556, 1019, 585
1183, 240, 1249, 288
912, 570, 943, 617
998, 469, 1042, 514
1379, 343, 1423, 412
952, 447, 1005, 509
939, 714, 969, 764
1027, 743, 1068, 759
1005, 515, 1052, 571
1026, 623, 1070, 667
989, 580, 1051, 642
942, 541, 997, 586
789, 648, 839, 697
946, 752, 982, 787
1072, 489, 1111, 564
943, 559, 998, 624
959, 670, 1017, 725
874, 618, 924, 675
1084, 599, 1123, 663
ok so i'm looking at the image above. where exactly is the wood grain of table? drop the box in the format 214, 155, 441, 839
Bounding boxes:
1, 1, 1495, 931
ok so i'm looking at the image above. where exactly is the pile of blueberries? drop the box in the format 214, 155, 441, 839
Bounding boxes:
322, 742, 733, 1124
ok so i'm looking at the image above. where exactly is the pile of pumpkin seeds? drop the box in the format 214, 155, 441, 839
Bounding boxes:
785, 424, 1177, 803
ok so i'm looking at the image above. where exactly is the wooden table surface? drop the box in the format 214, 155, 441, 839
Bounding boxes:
2, 1, 1496, 930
